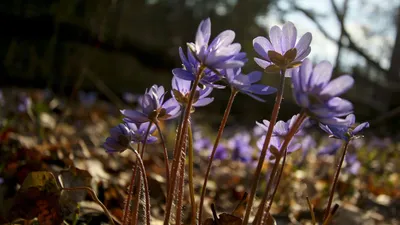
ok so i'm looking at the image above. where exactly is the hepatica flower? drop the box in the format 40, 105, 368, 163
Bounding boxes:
173, 47, 223, 88
228, 132, 253, 163
121, 85, 181, 123
104, 123, 133, 153
171, 77, 214, 108
319, 114, 369, 141
256, 114, 304, 160
253, 22, 312, 72
291, 59, 354, 125
225, 68, 277, 102
188, 18, 246, 70
127, 122, 158, 144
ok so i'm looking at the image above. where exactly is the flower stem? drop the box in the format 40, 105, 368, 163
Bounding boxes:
260, 111, 307, 224
164, 66, 205, 225
198, 89, 238, 224
323, 141, 350, 220
131, 146, 151, 225
242, 70, 286, 225
175, 132, 188, 225
122, 143, 140, 225
187, 121, 197, 225
155, 121, 170, 192
125, 123, 152, 225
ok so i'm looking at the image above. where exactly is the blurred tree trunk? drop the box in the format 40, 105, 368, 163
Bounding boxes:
388, 7, 400, 85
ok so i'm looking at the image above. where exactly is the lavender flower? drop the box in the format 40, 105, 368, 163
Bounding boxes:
173, 47, 224, 88
256, 114, 304, 160
123, 92, 142, 104
319, 114, 369, 141
214, 144, 228, 160
18, 94, 32, 113
104, 123, 133, 153
291, 59, 354, 125
345, 153, 361, 174
253, 22, 312, 71
225, 68, 277, 102
78, 91, 97, 107
188, 18, 246, 70
228, 132, 253, 163
317, 139, 342, 156
121, 85, 181, 123
127, 122, 158, 144
171, 76, 214, 107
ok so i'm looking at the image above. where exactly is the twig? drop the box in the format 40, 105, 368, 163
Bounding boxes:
62, 187, 118, 225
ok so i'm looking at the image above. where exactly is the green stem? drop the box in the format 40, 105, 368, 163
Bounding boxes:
155, 121, 170, 192
260, 111, 307, 224
242, 70, 286, 225
198, 89, 238, 224
323, 141, 350, 221
164, 66, 205, 225
188, 122, 197, 225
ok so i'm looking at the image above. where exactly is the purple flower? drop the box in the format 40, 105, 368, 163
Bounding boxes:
18, 94, 32, 113
228, 132, 253, 163
79, 91, 97, 107
121, 85, 181, 123
127, 122, 158, 144
173, 47, 224, 88
256, 114, 304, 160
171, 76, 214, 107
225, 68, 277, 102
123, 92, 142, 104
317, 139, 342, 156
214, 144, 228, 160
319, 114, 369, 141
188, 18, 246, 70
291, 59, 354, 125
103, 123, 133, 153
253, 22, 312, 71
345, 153, 361, 174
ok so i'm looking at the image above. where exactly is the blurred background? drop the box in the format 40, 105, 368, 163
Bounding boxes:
1, 0, 400, 132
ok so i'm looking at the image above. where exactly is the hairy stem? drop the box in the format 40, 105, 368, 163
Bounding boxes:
175, 132, 188, 225
164, 66, 205, 225
243, 70, 286, 225
187, 122, 197, 225
155, 121, 170, 191
131, 146, 151, 225
128, 123, 152, 225
198, 89, 238, 224
252, 157, 281, 225
122, 142, 141, 225
323, 141, 350, 220
260, 111, 307, 224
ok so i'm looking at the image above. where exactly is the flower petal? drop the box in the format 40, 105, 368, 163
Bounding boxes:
247, 71, 263, 83
282, 22, 297, 52
269, 26, 283, 54
295, 32, 312, 57
248, 84, 277, 95
352, 122, 369, 135
209, 30, 235, 50
193, 97, 214, 107
254, 57, 270, 69
320, 75, 354, 98
309, 61, 333, 91
172, 68, 195, 81
121, 109, 148, 123
195, 18, 211, 50
253, 36, 273, 60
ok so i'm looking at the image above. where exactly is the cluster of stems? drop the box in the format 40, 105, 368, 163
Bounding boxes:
120, 64, 350, 225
